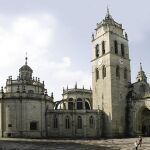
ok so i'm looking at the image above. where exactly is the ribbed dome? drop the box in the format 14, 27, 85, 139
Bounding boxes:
19, 64, 33, 73
19, 56, 33, 80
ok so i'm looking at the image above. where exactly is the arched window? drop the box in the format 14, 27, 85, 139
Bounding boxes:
77, 116, 82, 129
102, 41, 105, 55
53, 115, 58, 128
65, 116, 70, 129
121, 44, 125, 57
89, 116, 94, 128
102, 65, 106, 79
116, 65, 120, 78
85, 101, 90, 110
124, 68, 127, 79
68, 98, 74, 110
96, 68, 99, 81
114, 40, 118, 54
77, 98, 83, 110
95, 44, 99, 58
30, 121, 38, 130
77, 98, 83, 109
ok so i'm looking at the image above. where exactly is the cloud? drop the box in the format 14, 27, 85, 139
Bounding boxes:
0, 14, 91, 101
0, 13, 56, 90
0, 14, 56, 67
35, 56, 91, 100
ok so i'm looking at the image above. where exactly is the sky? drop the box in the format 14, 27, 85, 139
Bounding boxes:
0, 0, 150, 101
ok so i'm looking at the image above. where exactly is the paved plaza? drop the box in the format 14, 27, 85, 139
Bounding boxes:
0, 137, 149, 150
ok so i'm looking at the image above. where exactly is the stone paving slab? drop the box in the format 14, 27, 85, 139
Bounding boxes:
0, 137, 149, 150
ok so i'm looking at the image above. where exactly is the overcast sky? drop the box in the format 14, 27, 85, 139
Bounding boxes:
0, 0, 150, 101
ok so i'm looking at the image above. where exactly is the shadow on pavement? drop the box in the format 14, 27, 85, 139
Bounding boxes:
0, 140, 120, 150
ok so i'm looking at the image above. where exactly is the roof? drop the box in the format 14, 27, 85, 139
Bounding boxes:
19, 64, 33, 72
96, 8, 122, 30
19, 56, 33, 72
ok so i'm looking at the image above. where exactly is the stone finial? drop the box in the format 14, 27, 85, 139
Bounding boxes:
67, 85, 68, 90
41, 89, 44, 95
51, 92, 53, 98
1, 86, 3, 93
63, 87, 65, 93
92, 33, 94, 41
45, 89, 47, 95
125, 32, 128, 40
102, 100, 104, 111
83, 85, 84, 89
9, 76, 12, 80
75, 82, 77, 89
90, 86, 92, 90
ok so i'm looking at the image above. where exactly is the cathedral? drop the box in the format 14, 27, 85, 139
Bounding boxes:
0, 9, 150, 138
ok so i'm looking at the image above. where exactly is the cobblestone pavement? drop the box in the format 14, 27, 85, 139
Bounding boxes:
0, 137, 149, 150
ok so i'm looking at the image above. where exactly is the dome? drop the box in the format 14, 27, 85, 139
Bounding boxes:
19, 56, 33, 73
19, 56, 33, 80
19, 64, 33, 73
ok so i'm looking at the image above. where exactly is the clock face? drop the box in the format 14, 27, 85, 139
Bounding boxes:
119, 58, 124, 64
98, 59, 103, 66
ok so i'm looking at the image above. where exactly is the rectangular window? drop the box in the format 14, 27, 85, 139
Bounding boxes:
121, 44, 125, 57
102, 65, 106, 79
114, 40, 118, 54
30, 122, 38, 130
95, 44, 99, 58
7, 133, 11, 137
102, 41, 105, 55
53, 116, 58, 129
65, 117, 70, 129
8, 124, 12, 127
96, 68, 99, 81
89, 116, 94, 128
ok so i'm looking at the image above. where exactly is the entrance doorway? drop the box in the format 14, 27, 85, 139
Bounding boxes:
141, 108, 150, 136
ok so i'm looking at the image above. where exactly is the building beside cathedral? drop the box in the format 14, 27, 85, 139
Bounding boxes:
0, 9, 150, 138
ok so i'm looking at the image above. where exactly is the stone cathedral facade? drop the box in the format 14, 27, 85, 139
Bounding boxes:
0, 10, 150, 138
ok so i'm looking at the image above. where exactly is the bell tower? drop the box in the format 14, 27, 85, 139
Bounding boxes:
91, 8, 131, 137
136, 63, 147, 82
